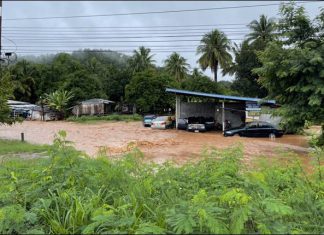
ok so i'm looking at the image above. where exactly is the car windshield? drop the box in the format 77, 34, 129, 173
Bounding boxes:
246, 122, 258, 128
259, 122, 274, 128
155, 116, 167, 121
144, 116, 155, 119
246, 122, 274, 128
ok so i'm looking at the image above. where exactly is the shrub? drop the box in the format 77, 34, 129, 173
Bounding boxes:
0, 132, 323, 234
66, 114, 142, 123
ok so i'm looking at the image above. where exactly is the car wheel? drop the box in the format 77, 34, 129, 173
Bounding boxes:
269, 133, 276, 138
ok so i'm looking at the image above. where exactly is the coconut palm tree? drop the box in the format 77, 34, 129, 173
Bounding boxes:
197, 29, 233, 82
164, 52, 190, 82
246, 14, 276, 44
45, 90, 74, 119
10, 60, 36, 101
192, 68, 204, 78
129, 46, 155, 73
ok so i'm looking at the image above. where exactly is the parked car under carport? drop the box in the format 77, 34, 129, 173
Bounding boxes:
177, 116, 216, 132
151, 116, 175, 129
143, 114, 156, 127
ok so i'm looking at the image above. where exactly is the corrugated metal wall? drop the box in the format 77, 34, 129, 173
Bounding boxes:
72, 103, 108, 116
180, 102, 245, 127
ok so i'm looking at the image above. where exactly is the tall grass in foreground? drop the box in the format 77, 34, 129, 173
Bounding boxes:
0, 131, 323, 234
66, 114, 142, 123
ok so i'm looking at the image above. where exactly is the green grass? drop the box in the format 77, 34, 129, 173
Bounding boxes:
0, 139, 49, 155
0, 131, 323, 234
66, 114, 142, 123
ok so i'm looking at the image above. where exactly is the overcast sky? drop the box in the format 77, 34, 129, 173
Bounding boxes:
2, 1, 323, 81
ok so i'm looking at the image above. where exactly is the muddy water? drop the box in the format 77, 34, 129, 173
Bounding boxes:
0, 121, 310, 165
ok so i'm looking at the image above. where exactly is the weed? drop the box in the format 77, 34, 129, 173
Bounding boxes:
0, 132, 323, 234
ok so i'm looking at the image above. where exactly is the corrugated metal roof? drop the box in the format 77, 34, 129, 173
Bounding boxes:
7, 100, 31, 105
81, 99, 115, 104
165, 88, 276, 104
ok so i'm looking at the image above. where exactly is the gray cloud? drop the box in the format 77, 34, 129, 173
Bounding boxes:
2, 1, 323, 81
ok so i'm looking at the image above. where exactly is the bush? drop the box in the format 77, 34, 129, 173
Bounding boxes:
66, 114, 142, 123
0, 132, 323, 234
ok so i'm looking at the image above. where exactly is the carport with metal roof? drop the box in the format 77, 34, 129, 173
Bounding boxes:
165, 88, 276, 131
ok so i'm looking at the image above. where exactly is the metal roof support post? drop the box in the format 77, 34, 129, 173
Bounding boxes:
222, 100, 225, 132
176, 95, 180, 129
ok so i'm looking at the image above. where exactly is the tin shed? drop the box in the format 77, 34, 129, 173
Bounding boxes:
72, 99, 115, 116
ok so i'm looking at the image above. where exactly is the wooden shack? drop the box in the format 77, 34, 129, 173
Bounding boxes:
72, 99, 115, 116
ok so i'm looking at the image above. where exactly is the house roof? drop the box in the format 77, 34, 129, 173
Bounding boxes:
165, 88, 276, 104
81, 99, 115, 104
7, 100, 31, 105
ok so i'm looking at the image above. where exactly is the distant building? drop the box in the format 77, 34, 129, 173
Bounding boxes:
8, 100, 57, 121
71, 99, 115, 116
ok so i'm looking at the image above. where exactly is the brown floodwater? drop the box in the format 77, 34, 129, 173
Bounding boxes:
0, 121, 312, 166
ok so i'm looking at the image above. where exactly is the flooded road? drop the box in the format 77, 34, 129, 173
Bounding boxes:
0, 121, 311, 164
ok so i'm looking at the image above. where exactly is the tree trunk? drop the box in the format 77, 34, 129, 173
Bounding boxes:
213, 61, 218, 82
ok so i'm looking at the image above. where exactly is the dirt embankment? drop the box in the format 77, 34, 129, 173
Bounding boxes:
0, 121, 311, 164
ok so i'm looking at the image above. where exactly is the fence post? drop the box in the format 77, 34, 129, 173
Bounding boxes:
21, 132, 24, 142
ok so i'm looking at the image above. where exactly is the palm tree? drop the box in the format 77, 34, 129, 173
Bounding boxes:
164, 52, 190, 82
10, 60, 36, 101
197, 29, 233, 82
246, 14, 276, 44
129, 46, 155, 73
45, 90, 74, 119
192, 68, 204, 78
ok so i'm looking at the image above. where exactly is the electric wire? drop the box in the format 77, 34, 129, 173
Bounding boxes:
3, 1, 314, 21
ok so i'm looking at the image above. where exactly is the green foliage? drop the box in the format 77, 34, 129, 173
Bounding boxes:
181, 75, 230, 99
125, 69, 176, 114
164, 52, 190, 82
254, 4, 324, 137
0, 134, 324, 234
66, 114, 142, 123
129, 46, 155, 74
9, 50, 131, 106
0, 71, 15, 125
197, 29, 233, 82
0, 139, 48, 155
255, 40, 324, 134
9, 60, 38, 103
231, 40, 268, 98
278, 2, 318, 45
45, 90, 74, 117
246, 14, 276, 44
0, 205, 26, 234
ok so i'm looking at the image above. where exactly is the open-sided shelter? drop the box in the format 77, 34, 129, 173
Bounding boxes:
166, 88, 279, 131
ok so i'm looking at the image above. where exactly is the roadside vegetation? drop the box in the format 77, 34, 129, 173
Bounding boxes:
0, 139, 48, 155
0, 131, 323, 234
66, 114, 142, 123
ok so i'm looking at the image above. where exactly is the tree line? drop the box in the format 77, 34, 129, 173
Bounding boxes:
0, 2, 323, 144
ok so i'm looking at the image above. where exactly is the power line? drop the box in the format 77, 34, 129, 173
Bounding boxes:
2, 32, 249, 37
3, 1, 314, 21
2, 27, 250, 32
1, 34, 247, 40
2, 23, 249, 28
2, 29, 250, 34
14, 50, 199, 54
0, 38, 244, 44
3, 45, 199, 48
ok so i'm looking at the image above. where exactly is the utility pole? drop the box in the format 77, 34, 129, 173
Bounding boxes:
0, 0, 2, 59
